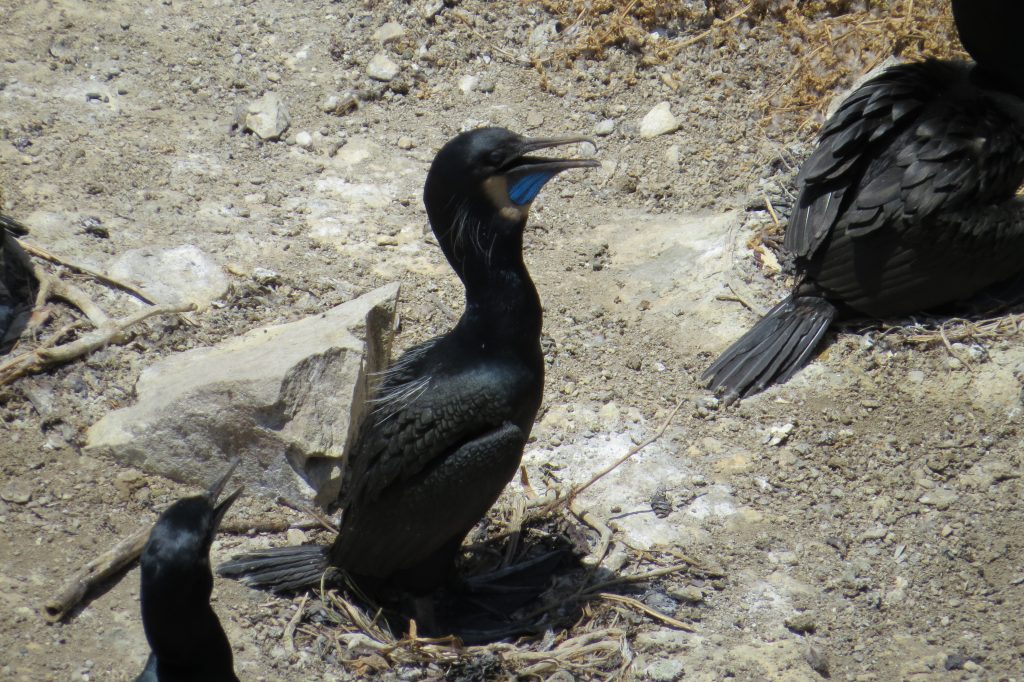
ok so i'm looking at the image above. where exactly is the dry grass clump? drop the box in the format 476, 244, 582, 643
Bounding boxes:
531, 0, 963, 124
532, 0, 710, 64
763, 0, 962, 122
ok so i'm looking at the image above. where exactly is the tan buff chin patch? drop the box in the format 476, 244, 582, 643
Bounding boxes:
482, 175, 527, 223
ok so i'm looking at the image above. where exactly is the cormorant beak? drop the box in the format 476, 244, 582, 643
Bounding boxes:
204, 460, 244, 533
503, 135, 600, 206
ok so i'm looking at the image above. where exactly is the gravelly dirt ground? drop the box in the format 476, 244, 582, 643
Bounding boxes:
1, 1, 1022, 680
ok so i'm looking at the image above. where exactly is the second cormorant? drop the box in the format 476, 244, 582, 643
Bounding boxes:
219, 128, 598, 626
703, 0, 1024, 402
136, 462, 242, 682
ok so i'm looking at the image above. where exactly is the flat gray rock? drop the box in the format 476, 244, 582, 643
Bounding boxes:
85, 283, 400, 502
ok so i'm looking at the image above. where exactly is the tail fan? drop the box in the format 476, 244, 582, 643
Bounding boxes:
217, 545, 330, 593
702, 294, 837, 403
0, 215, 29, 237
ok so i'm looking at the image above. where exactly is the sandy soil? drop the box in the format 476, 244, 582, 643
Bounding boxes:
1, 1, 1022, 680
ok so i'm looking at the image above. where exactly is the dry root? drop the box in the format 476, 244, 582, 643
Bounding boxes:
1, 235, 195, 386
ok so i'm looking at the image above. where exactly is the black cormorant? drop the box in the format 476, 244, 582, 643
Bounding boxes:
703, 0, 1024, 402
219, 128, 598, 623
0, 214, 31, 348
136, 462, 243, 682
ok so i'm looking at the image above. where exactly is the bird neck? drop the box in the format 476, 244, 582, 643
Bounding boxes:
457, 257, 543, 345
142, 588, 234, 675
430, 204, 544, 344
970, 63, 1024, 101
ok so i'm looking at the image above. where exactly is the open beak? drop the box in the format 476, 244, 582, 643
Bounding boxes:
504, 135, 600, 206
205, 460, 244, 532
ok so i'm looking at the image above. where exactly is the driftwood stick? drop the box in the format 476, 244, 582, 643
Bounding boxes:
15, 238, 159, 306
44, 525, 150, 622
219, 518, 322, 535
49, 277, 110, 328
0, 302, 193, 386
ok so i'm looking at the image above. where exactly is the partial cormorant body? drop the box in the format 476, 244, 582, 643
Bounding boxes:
0, 215, 31, 348
136, 463, 242, 682
219, 129, 597, 615
703, 0, 1024, 402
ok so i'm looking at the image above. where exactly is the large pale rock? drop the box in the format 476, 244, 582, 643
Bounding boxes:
108, 244, 228, 307
85, 283, 400, 503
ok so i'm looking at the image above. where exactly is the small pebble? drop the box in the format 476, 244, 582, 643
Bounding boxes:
669, 586, 704, 604
323, 93, 357, 116
252, 268, 282, 286
639, 101, 679, 138
804, 645, 829, 677
397, 136, 415, 150
114, 470, 143, 496
785, 612, 817, 635
366, 53, 399, 82
373, 22, 406, 44
919, 487, 958, 510
295, 131, 313, 149
594, 118, 615, 136
0, 481, 32, 505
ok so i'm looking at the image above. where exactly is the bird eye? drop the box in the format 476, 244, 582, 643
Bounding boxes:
487, 149, 505, 167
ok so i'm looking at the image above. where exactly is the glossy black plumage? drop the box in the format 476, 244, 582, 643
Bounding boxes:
136, 463, 242, 682
704, 0, 1024, 401
0, 214, 32, 348
219, 129, 597, 606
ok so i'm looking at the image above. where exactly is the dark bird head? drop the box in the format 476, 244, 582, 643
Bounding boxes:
953, 0, 1024, 94
139, 462, 243, 679
423, 127, 599, 283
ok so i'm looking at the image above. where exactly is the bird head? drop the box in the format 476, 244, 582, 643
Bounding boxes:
953, 0, 1024, 94
140, 461, 243, 601
423, 127, 598, 279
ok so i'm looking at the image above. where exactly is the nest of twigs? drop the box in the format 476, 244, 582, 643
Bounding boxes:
285, 468, 721, 680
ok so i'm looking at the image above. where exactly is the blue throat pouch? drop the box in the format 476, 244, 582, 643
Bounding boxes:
508, 172, 557, 206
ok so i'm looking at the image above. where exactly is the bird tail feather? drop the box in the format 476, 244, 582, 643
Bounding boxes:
0, 215, 29, 237
217, 545, 330, 593
702, 294, 836, 402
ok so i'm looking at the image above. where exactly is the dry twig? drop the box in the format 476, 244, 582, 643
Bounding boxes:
284, 594, 309, 653
717, 279, 767, 315
598, 592, 695, 631
44, 526, 150, 621
677, 2, 752, 49
16, 238, 159, 306
278, 496, 340, 534
0, 301, 194, 386
565, 397, 685, 503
